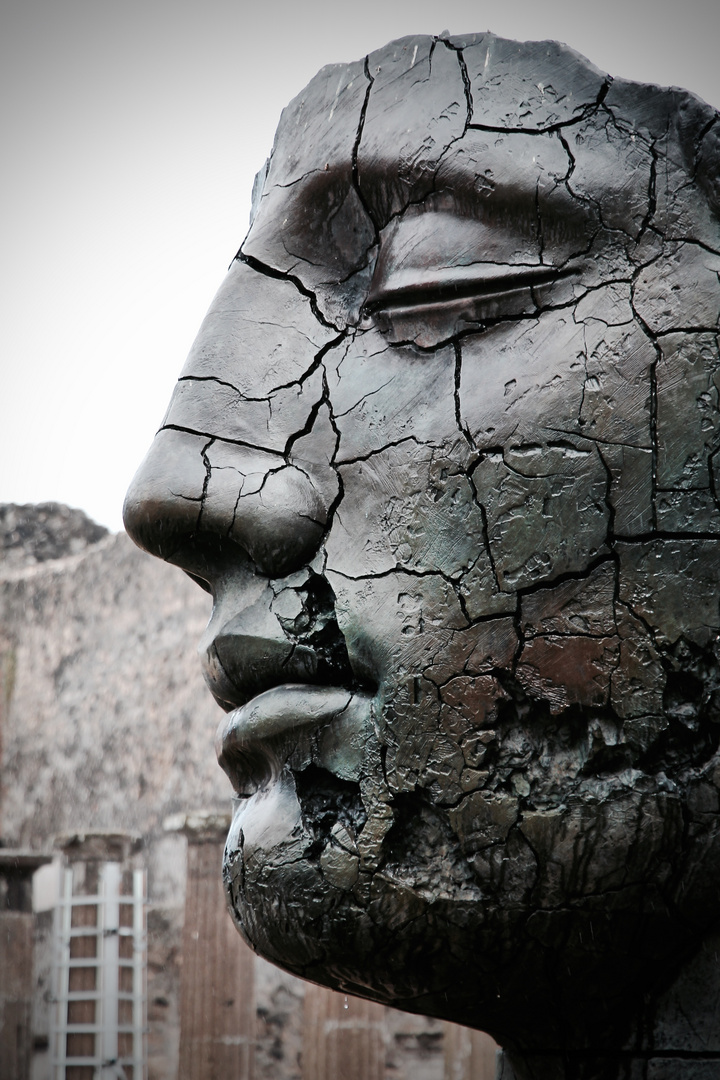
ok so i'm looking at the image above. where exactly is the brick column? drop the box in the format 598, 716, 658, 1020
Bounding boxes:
0, 850, 52, 1080
302, 983, 386, 1080
175, 812, 255, 1080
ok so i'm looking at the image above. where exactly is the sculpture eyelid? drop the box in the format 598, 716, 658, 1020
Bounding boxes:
364, 263, 576, 313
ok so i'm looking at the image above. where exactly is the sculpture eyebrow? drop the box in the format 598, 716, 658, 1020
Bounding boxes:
282, 157, 544, 211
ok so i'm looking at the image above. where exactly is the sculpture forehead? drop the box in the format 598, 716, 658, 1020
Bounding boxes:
268, 33, 609, 175
256, 32, 701, 187
245, 32, 718, 300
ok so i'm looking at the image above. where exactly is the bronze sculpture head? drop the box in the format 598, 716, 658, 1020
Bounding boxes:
124, 33, 720, 1078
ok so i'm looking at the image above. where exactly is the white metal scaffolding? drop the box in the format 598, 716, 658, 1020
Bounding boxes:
51, 862, 147, 1079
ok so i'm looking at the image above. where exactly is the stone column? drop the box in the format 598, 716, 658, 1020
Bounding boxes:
443, 1022, 499, 1080
174, 812, 255, 1080
302, 982, 386, 1080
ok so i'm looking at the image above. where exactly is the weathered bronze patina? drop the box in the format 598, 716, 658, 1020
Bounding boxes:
125, 35, 720, 1079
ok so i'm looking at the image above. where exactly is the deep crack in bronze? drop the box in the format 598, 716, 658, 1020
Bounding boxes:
123, 32, 720, 1080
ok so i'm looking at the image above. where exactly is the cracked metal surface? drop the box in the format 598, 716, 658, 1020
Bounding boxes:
124, 33, 720, 1080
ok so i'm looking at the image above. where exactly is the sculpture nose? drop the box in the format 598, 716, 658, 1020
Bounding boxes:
123, 429, 330, 580
123, 258, 340, 582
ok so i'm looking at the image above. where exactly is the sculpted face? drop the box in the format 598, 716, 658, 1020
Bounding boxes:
124, 34, 720, 1054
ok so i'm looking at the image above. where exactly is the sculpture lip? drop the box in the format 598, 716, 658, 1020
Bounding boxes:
204, 625, 357, 713
215, 683, 371, 796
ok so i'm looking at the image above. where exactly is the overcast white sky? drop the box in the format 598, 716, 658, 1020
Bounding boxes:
2, 0, 719, 531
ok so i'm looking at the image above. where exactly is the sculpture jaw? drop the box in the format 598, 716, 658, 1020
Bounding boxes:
220, 701, 720, 1060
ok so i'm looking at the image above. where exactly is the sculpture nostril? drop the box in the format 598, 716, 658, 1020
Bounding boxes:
123, 427, 331, 581
229, 465, 328, 577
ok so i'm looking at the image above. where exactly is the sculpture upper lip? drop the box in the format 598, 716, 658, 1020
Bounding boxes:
206, 629, 331, 711
204, 571, 359, 713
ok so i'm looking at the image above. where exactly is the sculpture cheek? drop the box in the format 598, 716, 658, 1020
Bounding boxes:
633, 242, 720, 334
326, 442, 484, 580
473, 444, 611, 591
326, 329, 458, 462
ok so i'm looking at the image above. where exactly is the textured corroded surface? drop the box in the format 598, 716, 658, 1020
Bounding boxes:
124, 33, 720, 1079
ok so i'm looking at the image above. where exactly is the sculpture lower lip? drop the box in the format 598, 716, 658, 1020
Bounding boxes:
218, 683, 355, 746
215, 683, 367, 792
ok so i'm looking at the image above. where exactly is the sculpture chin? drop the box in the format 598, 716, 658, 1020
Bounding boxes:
221, 773, 491, 1018
221, 758, 720, 1051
